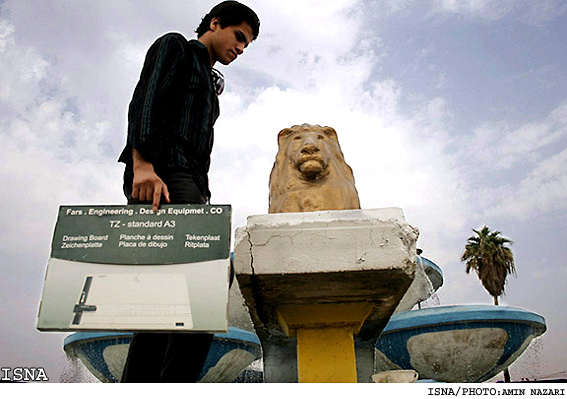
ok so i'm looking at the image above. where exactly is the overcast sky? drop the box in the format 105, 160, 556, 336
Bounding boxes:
1, 0, 566, 383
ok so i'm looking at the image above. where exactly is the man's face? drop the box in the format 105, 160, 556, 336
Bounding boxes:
208, 18, 253, 65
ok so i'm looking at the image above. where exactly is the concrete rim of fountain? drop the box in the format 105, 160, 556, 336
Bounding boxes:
383, 305, 546, 333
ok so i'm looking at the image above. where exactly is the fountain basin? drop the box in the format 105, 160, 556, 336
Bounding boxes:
374, 305, 546, 383
420, 256, 443, 292
395, 256, 444, 314
63, 327, 261, 383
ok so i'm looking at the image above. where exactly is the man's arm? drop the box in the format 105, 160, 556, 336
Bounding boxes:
126, 34, 184, 210
131, 148, 170, 211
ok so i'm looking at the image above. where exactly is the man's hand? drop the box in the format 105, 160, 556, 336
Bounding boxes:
131, 148, 170, 211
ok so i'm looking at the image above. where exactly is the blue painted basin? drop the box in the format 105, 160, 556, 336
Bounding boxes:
375, 305, 546, 382
63, 327, 261, 383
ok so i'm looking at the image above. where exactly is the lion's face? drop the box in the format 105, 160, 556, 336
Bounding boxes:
279, 125, 340, 180
286, 130, 330, 179
269, 124, 361, 213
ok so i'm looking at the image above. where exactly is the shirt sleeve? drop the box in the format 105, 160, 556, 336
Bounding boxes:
125, 33, 185, 165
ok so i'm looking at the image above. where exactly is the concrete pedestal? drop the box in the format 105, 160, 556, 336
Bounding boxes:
233, 208, 418, 382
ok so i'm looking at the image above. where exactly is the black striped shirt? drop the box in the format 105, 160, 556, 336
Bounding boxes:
118, 33, 219, 200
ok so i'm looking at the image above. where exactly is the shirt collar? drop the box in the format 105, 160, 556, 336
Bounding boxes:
189, 39, 212, 70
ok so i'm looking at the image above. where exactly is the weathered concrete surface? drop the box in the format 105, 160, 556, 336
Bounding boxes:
234, 208, 418, 382
374, 328, 508, 383
406, 328, 507, 382
355, 338, 377, 383
371, 370, 419, 383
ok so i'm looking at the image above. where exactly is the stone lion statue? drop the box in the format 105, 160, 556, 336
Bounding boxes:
269, 124, 360, 213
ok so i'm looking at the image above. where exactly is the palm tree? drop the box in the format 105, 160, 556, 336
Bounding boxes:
461, 226, 516, 382
461, 226, 516, 305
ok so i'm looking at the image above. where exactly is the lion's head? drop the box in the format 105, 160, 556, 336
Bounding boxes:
269, 124, 360, 213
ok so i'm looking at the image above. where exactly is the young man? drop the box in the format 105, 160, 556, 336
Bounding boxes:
118, 1, 260, 383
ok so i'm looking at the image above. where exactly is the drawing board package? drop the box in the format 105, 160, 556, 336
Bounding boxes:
37, 205, 231, 332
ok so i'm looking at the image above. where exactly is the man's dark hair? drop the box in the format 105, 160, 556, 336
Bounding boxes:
195, 1, 260, 40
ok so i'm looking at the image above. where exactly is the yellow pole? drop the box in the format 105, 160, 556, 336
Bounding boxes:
276, 302, 373, 383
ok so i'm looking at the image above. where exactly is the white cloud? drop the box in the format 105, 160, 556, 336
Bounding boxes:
0, 19, 49, 114
459, 102, 567, 220
430, 0, 512, 20
0, 17, 124, 257
361, 0, 416, 15
463, 103, 567, 170
481, 147, 567, 219
517, 0, 567, 25
430, 0, 567, 24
